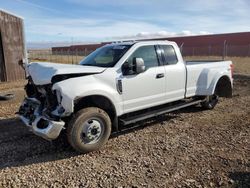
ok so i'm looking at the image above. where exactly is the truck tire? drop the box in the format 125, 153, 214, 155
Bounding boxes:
67, 107, 111, 153
201, 94, 219, 110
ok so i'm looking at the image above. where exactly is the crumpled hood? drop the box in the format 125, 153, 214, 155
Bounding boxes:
28, 62, 106, 85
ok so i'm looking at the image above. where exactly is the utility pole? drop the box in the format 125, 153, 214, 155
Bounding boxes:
71, 37, 74, 64
223, 40, 227, 60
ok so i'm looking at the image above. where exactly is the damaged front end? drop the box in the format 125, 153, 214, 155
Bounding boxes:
18, 78, 66, 140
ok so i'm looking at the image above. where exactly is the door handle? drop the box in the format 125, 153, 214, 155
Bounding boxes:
156, 73, 164, 79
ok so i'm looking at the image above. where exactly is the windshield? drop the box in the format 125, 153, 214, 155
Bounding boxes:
79, 44, 132, 67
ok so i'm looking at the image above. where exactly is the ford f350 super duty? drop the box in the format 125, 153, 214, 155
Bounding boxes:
18, 41, 233, 153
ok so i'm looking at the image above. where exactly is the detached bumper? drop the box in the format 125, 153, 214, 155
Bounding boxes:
18, 98, 65, 140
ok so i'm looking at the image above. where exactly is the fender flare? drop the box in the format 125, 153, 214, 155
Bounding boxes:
210, 74, 232, 97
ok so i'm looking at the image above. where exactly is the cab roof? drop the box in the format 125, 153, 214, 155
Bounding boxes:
105, 40, 174, 47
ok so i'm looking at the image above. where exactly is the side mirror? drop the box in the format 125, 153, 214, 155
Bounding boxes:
133, 57, 145, 74
122, 58, 145, 75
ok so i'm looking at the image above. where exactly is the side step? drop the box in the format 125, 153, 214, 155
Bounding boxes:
119, 99, 204, 126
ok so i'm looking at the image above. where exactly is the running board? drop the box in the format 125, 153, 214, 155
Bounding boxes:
119, 99, 203, 126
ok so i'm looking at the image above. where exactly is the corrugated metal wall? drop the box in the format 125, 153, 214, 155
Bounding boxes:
51, 32, 250, 57
52, 43, 105, 55
0, 10, 25, 82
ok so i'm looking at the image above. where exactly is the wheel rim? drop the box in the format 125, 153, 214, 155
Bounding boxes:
81, 118, 104, 144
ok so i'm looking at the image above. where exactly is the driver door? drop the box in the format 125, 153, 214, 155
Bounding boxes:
121, 45, 166, 114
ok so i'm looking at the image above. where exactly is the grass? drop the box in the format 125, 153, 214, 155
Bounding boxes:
30, 55, 84, 64
28, 50, 85, 64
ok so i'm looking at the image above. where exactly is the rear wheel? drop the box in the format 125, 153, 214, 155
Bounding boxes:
67, 107, 111, 153
201, 94, 219, 110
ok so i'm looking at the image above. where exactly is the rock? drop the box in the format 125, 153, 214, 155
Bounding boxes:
186, 179, 196, 183
229, 179, 235, 184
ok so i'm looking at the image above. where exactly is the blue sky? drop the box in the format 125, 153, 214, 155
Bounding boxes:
1, 0, 250, 45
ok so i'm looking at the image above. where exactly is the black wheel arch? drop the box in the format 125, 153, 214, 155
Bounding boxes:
74, 95, 118, 132
214, 75, 232, 98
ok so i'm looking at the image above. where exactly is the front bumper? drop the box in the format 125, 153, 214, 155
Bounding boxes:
18, 98, 65, 140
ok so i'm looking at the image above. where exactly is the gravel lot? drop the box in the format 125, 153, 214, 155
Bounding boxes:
0, 75, 249, 187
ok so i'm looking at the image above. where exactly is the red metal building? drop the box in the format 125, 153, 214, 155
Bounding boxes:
52, 32, 250, 57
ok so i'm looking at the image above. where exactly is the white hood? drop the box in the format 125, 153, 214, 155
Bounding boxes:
28, 62, 106, 85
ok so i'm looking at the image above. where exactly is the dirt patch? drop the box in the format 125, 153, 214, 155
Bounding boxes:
0, 76, 249, 187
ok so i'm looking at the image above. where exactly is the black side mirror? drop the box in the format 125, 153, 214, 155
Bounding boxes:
121, 61, 133, 75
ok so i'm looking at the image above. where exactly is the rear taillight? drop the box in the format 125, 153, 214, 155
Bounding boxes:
230, 64, 234, 78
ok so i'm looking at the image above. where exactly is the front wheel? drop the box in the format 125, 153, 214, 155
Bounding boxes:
201, 94, 219, 110
67, 107, 111, 153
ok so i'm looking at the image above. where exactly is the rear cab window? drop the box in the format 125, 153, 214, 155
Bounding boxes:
160, 45, 178, 65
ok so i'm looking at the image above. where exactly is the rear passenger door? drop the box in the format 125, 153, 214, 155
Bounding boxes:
121, 45, 166, 113
159, 45, 186, 102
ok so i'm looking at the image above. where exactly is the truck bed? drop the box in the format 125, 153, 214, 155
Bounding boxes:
185, 60, 232, 98
186, 60, 225, 65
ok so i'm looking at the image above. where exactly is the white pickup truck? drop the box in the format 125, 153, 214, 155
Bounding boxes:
18, 40, 233, 153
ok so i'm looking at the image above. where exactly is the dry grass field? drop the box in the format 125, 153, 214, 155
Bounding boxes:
28, 50, 84, 64
0, 53, 249, 187
230, 57, 250, 74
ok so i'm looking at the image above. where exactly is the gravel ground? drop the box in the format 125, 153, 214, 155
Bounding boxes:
0, 75, 249, 187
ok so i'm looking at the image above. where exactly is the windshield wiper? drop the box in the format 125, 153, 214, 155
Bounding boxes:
81, 64, 95, 66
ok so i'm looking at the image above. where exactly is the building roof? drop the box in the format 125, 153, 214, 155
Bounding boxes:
0, 9, 24, 19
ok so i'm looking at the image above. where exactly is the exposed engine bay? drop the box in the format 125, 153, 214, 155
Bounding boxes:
17, 61, 106, 140
18, 77, 66, 140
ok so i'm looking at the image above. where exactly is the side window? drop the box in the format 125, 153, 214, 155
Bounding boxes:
161, 45, 178, 65
127, 45, 159, 69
